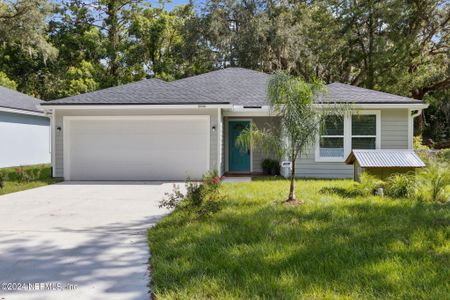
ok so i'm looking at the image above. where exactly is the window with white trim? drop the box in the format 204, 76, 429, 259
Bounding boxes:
319, 115, 345, 158
316, 111, 380, 162
352, 114, 377, 149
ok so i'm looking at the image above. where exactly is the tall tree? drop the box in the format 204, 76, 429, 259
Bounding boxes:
0, 0, 57, 60
128, 4, 214, 80
95, 0, 143, 85
0, 0, 57, 97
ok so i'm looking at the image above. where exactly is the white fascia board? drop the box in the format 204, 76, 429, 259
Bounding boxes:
0, 106, 48, 117
314, 103, 429, 109
40, 104, 233, 110
223, 105, 273, 116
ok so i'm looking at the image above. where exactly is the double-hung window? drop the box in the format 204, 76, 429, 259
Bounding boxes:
352, 114, 377, 149
316, 111, 380, 162
318, 115, 345, 159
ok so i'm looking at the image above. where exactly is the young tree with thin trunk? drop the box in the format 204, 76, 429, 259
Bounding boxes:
237, 71, 348, 203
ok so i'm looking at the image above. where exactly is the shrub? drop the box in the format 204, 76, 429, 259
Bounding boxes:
270, 160, 280, 175
13, 166, 43, 183
159, 184, 185, 209
385, 173, 414, 198
439, 149, 450, 162
413, 136, 429, 150
415, 160, 450, 203
15, 167, 26, 182
261, 159, 280, 176
159, 170, 223, 215
262, 159, 273, 175
357, 173, 384, 196
0, 171, 7, 189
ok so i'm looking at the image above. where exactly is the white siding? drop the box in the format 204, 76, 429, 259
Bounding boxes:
0, 111, 50, 168
53, 108, 219, 178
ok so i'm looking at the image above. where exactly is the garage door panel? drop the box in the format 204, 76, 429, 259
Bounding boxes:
65, 116, 209, 180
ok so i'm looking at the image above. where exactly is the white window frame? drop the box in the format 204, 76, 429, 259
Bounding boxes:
315, 110, 381, 162
351, 110, 381, 153
315, 114, 346, 162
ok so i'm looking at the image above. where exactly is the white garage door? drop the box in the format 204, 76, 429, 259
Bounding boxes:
64, 116, 210, 180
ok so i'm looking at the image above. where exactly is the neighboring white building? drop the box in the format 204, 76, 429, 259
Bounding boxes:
0, 86, 50, 168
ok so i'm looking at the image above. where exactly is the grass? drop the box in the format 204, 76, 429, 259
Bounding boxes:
148, 179, 450, 299
0, 165, 60, 196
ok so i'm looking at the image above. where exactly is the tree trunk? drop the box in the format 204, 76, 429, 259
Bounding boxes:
287, 145, 297, 202
288, 158, 296, 201
106, 1, 120, 83
366, 1, 375, 89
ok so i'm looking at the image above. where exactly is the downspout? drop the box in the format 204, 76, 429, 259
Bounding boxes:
408, 109, 422, 149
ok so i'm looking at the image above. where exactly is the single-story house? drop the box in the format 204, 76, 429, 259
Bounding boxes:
0, 86, 50, 168
40, 68, 428, 181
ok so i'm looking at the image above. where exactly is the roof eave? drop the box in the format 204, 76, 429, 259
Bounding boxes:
40, 103, 233, 110
0, 105, 47, 117
315, 103, 429, 109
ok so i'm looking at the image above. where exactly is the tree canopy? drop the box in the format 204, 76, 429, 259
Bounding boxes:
0, 0, 448, 145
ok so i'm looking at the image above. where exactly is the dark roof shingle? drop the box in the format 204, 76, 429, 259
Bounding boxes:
41, 78, 221, 105
322, 83, 422, 104
0, 86, 43, 113
41, 68, 424, 106
168, 68, 270, 106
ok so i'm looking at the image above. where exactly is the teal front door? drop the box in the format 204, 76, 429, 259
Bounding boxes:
228, 120, 251, 172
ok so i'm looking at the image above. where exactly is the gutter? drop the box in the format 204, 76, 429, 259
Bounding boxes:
40, 103, 233, 110
314, 103, 429, 109
408, 109, 423, 149
0, 106, 47, 117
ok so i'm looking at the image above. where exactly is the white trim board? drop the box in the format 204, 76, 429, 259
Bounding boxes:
50, 110, 56, 177
42, 104, 232, 110
0, 106, 48, 117
217, 108, 223, 175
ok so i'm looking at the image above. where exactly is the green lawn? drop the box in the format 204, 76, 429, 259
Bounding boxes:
0, 165, 60, 196
148, 179, 450, 299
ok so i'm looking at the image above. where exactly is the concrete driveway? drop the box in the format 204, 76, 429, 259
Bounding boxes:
0, 182, 174, 300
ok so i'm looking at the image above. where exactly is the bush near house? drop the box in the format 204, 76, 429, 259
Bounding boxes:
352, 155, 449, 203
159, 170, 223, 216
261, 159, 280, 176
148, 179, 450, 299
0, 165, 59, 196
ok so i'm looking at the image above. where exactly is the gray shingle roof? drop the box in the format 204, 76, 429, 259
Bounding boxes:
41, 68, 423, 106
322, 83, 423, 104
41, 78, 221, 105
168, 68, 270, 106
345, 150, 426, 167
0, 86, 43, 113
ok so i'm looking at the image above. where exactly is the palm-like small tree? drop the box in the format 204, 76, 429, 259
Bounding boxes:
237, 72, 347, 203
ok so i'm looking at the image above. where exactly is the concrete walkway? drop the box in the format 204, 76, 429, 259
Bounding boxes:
0, 182, 175, 300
